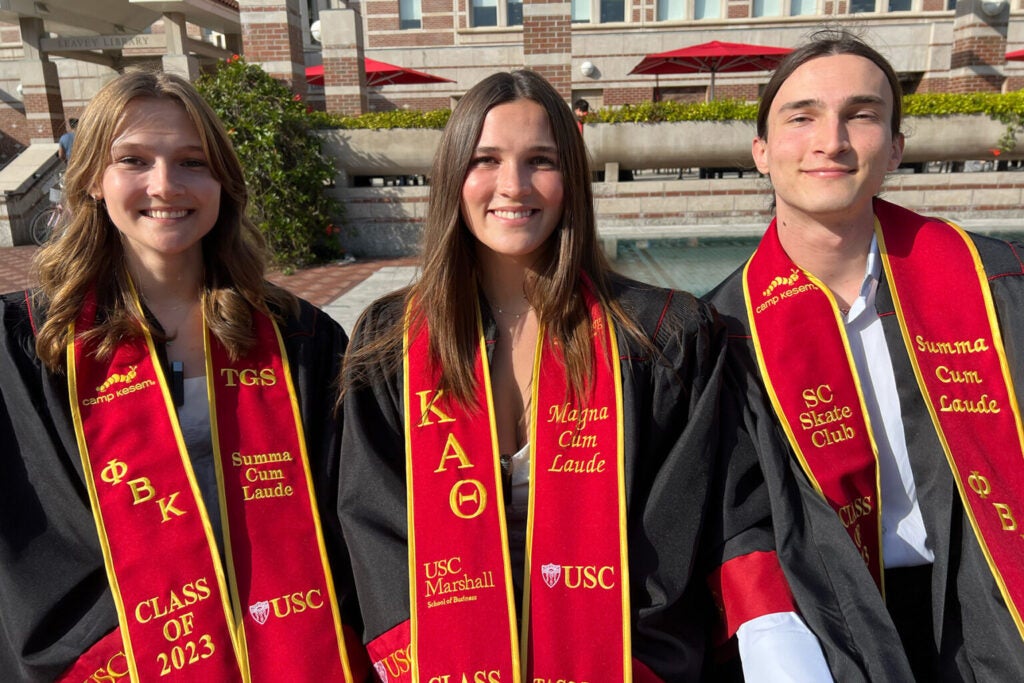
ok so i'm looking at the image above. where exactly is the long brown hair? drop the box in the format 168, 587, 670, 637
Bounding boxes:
32, 69, 294, 370
343, 69, 636, 404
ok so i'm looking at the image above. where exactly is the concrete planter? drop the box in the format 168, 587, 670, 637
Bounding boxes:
319, 128, 442, 178
586, 116, 1024, 168
320, 114, 1022, 180
901, 115, 1023, 163
584, 120, 756, 170
320, 121, 758, 176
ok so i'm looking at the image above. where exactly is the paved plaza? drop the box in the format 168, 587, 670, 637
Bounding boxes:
5, 219, 1022, 331
0, 245, 416, 333
0, 241, 743, 335
0, 239, 750, 335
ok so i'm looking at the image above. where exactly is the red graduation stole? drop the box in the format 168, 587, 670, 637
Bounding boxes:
401, 283, 630, 681
874, 198, 1024, 642
744, 219, 885, 591
744, 199, 1024, 641
66, 289, 356, 681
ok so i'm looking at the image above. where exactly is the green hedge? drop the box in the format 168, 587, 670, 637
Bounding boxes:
309, 108, 451, 130
315, 91, 1024, 150
197, 56, 343, 269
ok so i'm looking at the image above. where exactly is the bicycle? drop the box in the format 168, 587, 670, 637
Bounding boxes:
30, 182, 64, 245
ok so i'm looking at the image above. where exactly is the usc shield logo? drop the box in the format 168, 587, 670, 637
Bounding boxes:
249, 600, 271, 625
541, 563, 561, 588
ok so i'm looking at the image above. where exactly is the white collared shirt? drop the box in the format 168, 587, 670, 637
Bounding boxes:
737, 236, 937, 682
841, 235, 934, 567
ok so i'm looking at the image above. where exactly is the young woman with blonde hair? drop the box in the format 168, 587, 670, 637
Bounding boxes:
0, 70, 367, 681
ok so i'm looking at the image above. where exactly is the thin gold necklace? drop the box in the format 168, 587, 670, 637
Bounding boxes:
492, 296, 532, 320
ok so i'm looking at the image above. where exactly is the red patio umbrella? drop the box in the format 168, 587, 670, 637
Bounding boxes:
305, 64, 325, 86
305, 59, 453, 87
629, 40, 792, 101
1007, 49, 1024, 61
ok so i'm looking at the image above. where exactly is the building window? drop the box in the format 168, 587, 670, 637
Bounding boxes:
471, 0, 522, 26
508, 0, 524, 24
693, 0, 721, 17
571, 0, 591, 22
472, 0, 497, 25
753, 0, 815, 14
850, 0, 912, 11
572, 0, 628, 22
601, 0, 625, 21
656, 0, 720, 19
753, 0, 781, 14
401, 0, 422, 29
656, 0, 683, 19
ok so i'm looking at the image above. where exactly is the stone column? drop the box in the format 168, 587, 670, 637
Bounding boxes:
523, 0, 571, 100
161, 13, 200, 80
238, 0, 308, 97
320, 7, 366, 116
948, 0, 1008, 93
18, 16, 64, 143
915, 23, 950, 93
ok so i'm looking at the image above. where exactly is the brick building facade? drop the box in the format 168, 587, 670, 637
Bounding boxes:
0, 0, 1022, 161
328, 0, 1023, 111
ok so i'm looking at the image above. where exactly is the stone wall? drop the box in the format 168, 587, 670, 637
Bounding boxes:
0, 142, 60, 246
331, 171, 1024, 258
325, 114, 1024, 257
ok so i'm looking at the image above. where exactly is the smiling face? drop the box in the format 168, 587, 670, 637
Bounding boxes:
95, 97, 221, 272
753, 53, 904, 230
460, 98, 565, 266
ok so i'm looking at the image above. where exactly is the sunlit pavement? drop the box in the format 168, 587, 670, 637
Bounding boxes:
0, 245, 415, 334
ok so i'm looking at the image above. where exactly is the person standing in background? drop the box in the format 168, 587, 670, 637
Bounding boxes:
57, 118, 77, 164
573, 98, 590, 133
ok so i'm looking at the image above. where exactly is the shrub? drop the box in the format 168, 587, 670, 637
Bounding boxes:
196, 56, 343, 268
311, 107, 452, 130
592, 99, 759, 123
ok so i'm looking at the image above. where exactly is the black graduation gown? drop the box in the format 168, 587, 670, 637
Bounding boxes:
706, 226, 1024, 682
0, 289, 355, 682
338, 274, 732, 681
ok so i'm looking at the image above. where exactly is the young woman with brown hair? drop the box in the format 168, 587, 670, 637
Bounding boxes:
337, 69, 785, 681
